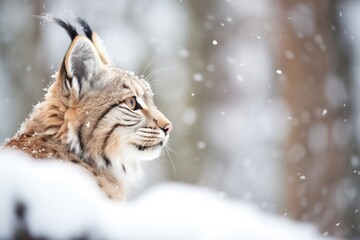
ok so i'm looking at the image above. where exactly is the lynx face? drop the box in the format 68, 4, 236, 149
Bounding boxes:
68, 67, 172, 167
39, 17, 172, 177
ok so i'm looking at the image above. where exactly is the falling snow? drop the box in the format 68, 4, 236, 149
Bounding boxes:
299, 175, 306, 180
236, 74, 244, 82
197, 141, 206, 149
351, 155, 360, 168
193, 73, 204, 82
182, 107, 197, 125
1, 1, 359, 238
285, 51, 294, 59
179, 49, 189, 58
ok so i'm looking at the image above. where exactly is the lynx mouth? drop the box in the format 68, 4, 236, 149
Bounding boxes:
132, 141, 164, 151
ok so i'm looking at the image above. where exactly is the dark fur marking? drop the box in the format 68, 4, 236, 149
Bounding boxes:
71, 56, 87, 89
132, 141, 163, 151
139, 130, 159, 135
136, 136, 159, 140
76, 16, 93, 41
122, 122, 140, 127
90, 102, 122, 137
78, 127, 85, 153
122, 164, 126, 173
71, 159, 80, 164
92, 170, 98, 176
122, 118, 139, 122
62, 57, 74, 93
102, 123, 122, 154
98, 182, 103, 188
37, 15, 78, 40
67, 77, 73, 88
76, 76, 83, 94
122, 111, 139, 119
63, 80, 70, 93
118, 106, 140, 118
103, 156, 111, 167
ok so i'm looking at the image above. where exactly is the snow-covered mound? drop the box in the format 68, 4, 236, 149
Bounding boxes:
0, 149, 327, 239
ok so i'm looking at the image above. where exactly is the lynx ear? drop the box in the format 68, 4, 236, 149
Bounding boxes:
76, 17, 112, 65
35, 15, 107, 100
64, 36, 105, 99
91, 32, 112, 65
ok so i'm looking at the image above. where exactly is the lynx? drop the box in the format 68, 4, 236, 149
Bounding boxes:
3, 16, 172, 200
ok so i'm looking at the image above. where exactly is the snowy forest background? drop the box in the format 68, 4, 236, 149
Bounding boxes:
1, 0, 360, 238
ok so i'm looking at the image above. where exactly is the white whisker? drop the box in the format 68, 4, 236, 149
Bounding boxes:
165, 147, 177, 176
142, 59, 158, 77
145, 65, 174, 84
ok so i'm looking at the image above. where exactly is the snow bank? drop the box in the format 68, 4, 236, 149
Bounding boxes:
0, 149, 328, 240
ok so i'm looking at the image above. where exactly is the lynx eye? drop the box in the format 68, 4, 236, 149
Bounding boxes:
125, 96, 142, 110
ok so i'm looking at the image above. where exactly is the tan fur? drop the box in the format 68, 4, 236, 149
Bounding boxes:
5, 66, 125, 199
92, 32, 111, 65
3, 18, 171, 201
6, 130, 124, 200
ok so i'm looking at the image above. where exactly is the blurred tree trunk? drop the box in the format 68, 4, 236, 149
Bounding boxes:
174, 0, 216, 184
278, 0, 352, 236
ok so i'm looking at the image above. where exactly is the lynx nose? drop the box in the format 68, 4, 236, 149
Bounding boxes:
161, 123, 172, 136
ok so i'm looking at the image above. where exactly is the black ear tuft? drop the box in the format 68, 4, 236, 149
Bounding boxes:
35, 14, 78, 40
76, 16, 93, 41
52, 18, 78, 40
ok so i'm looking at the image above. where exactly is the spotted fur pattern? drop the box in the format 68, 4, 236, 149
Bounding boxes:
4, 16, 172, 200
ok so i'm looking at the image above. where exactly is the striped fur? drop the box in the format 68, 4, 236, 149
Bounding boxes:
4, 16, 172, 200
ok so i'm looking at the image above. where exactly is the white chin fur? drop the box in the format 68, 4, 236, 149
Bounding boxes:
123, 144, 163, 161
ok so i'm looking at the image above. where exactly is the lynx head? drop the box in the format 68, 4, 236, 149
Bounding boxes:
37, 16, 172, 175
